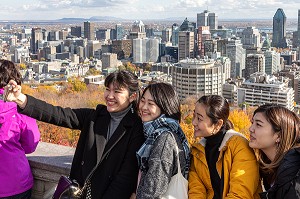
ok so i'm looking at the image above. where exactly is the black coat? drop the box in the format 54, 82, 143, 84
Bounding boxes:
260, 147, 300, 199
19, 95, 145, 199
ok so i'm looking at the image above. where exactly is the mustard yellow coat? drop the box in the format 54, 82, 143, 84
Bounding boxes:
188, 130, 262, 199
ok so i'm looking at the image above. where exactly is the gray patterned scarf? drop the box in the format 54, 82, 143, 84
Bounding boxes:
136, 114, 190, 178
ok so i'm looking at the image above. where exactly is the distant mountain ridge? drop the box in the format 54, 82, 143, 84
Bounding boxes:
59, 16, 125, 21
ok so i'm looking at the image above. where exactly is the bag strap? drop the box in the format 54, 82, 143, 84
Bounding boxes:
168, 132, 182, 174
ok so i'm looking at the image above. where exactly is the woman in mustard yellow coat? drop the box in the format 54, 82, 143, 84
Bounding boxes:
188, 95, 261, 199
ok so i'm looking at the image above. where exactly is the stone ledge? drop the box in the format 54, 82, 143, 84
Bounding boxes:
26, 142, 75, 199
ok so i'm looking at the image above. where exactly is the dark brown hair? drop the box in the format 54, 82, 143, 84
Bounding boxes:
253, 104, 300, 181
0, 59, 22, 88
197, 95, 233, 131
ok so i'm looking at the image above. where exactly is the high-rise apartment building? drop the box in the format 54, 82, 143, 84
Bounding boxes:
272, 8, 287, 48
172, 58, 229, 100
178, 31, 194, 61
244, 54, 265, 79
31, 28, 43, 54
71, 26, 81, 38
197, 10, 218, 30
84, 21, 95, 40
234, 72, 294, 110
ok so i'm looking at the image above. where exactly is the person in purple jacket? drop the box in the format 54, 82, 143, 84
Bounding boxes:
0, 59, 40, 199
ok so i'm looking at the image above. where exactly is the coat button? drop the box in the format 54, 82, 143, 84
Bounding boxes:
196, 153, 199, 157
81, 161, 84, 165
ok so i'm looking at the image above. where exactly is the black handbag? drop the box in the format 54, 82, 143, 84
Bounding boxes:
52, 176, 83, 199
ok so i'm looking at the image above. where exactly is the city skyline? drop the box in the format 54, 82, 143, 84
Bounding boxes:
0, 0, 299, 21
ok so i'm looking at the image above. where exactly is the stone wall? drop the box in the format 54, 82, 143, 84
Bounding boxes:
27, 142, 75, 199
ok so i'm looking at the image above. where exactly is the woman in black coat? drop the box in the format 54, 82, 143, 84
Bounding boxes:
5, 70, 145, 199
249, 104, 300, 198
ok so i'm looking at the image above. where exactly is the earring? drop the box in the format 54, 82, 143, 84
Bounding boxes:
211, 130, 215, 135
131, 107, 134, 113
276, 140, 280, 148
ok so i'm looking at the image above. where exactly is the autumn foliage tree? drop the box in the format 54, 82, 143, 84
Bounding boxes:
228, 109, 251, 139
21, 82, 105, 147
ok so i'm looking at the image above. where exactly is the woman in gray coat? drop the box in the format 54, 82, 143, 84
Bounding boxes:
135, 82, 190, 198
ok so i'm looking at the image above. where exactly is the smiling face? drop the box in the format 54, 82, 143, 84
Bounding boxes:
192, 102, 221, 138
249, 112, 279, 156
138, 89, 161, 122
104, 82, 135, 113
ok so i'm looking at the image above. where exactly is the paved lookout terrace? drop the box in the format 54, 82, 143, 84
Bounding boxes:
26, 142, 75, 199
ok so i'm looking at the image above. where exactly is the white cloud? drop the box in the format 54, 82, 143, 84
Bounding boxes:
1, 0, 300, 20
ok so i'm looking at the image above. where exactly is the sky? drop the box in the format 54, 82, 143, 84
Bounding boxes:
0, 0, 299, 21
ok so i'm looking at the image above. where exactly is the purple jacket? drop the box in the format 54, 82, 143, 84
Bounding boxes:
0, 88, 40, 197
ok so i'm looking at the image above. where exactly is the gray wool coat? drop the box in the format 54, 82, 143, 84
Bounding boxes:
136, 131, 188, 199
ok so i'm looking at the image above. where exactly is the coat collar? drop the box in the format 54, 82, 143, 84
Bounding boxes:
193, 129, 245, 154
94, 105, 138, 163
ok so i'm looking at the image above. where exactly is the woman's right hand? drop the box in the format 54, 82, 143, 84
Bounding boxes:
4, 80, 27, 108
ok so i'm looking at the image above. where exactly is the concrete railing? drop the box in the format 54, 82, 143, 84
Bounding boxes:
26, 142, 75, 199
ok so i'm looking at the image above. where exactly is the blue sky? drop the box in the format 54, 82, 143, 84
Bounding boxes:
0, 0, 299, 20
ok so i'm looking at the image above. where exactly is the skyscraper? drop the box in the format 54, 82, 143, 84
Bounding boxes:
178, 31, 194, 61
244, 54, 265, 79
71, 26, 82, 38
241, 27, 261, 49
226, 38, 246, 78
297, 9, 300, 47
272, 8, 287, 48
31, 28, 43, 54
132, 38, 160, 63
84, 21, 95, 40
162, 28, 172, 43
116, 24, 124, 40
197, 10, 218, 30
197, 26, 211, 58
297, 9, 300, 35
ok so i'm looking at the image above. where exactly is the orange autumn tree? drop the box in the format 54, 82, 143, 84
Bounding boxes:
24, 83, 105, 147
180, 96, 197, 146
228, 109, 251, 139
